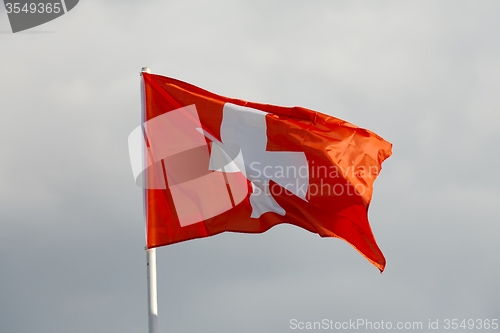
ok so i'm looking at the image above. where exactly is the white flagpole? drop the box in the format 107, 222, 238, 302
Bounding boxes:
140, 67, 158, 333
147, 247, 158, 333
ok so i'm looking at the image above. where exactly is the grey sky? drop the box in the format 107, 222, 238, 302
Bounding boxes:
1, 1, 499, 332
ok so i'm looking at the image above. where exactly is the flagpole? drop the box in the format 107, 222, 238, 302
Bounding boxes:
141, 67, 158, 333
146, 247, 158, 333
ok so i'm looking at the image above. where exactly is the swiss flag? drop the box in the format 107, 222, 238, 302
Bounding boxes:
128, 73, 392, 271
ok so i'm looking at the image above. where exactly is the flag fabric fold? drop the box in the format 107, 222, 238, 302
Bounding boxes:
133, 73, 392, 271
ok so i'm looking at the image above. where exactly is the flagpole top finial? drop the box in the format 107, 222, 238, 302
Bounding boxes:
141, 67, 151, 74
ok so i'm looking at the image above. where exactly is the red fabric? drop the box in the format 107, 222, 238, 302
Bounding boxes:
142, 73, 392, 271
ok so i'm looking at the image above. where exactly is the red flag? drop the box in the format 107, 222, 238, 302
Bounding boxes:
130, 73, 392, 271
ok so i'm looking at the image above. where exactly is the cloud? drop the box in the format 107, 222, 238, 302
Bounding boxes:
1, 1, 500, 332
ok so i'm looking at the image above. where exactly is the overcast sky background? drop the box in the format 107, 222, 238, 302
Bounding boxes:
1, 1, 500, 332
